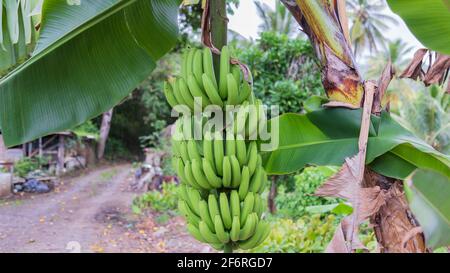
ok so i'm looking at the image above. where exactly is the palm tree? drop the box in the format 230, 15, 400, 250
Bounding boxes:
365, 39, 414, 78
347, 0, 398, 56
254, 1, 298, 37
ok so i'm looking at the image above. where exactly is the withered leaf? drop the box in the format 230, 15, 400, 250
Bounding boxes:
400, 48, 428, 80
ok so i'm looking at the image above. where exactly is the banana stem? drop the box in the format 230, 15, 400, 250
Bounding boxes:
210, 0, 228, 75
223, 243, 233, 253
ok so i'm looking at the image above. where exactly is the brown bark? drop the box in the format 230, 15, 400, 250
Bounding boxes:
268, 176, 278, 214
57, 135, 65, 176
97, 109, 114, 160
363, 169, 427, 253
0, 135, 6, 161
283, 0, 426, 252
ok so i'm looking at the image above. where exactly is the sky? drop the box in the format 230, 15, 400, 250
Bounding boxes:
228, 0, 423, 60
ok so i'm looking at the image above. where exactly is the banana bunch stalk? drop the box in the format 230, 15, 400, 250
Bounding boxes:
164, 46, 270, 252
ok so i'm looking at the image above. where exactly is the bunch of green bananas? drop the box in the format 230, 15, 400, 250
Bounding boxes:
164, 46, 270, 251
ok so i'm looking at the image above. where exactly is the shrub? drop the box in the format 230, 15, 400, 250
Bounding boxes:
236, 31, 324, 114
250, 215, 337, 253
14, 157, 49, 178
132, 182, 179, 214
275, 166, 340, 218
250, 215, 377, 253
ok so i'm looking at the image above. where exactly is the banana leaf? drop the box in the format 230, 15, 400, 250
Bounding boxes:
387, 0, 450, 55
404, 169, 450, 249
263, 108, 450, 180
0, 0, 180, 146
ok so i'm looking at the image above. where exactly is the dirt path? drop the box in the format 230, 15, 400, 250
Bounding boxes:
0, 164, 211, 253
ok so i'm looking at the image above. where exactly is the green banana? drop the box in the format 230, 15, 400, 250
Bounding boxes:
203, 131, 215, 171
184, 161, 203, 190
225, 132, 236, 156
230, 216, 240, 242
230, 190, 240, 219
203, 48, 218, 90
239, 213, 257, 241
192, 49, 204, 89
247, 141, 258, 176
238, 81, 252, 104
219, 192, 232, 229
258, 169, 268, 194
186, 186, 201, 214
199, 221, 221, 244
202, 158, 222, 188
208, 194, 221, 220
187, 223, 207, 243
186, 48, 195, 77
227, 73, 239, 105
187, 74, 211, 108
199, 200, 215, 232
230, 155, 242, 188
234, 101, 249, 136
240, 192, 254, 225
177, 184, 189, 203
176, 158, 189, 186
163, 81, 179, 108
180, 200, 201, 227
231, 65, 241, 84
222, 156, 232, 188
219, 46, 230, 99
178, 140, 190, 164
213, 132, 224, 176
250, 165, 263, 193
235, 138, 247, 166
181, 50, 189, 79
238, 166, 250, 201
178, 77, 196, 110
239, 221, 270, 250
247, 101, 258, 139
191, 159, 214, 189
171, 80, 187, 108
214, 215, 230, 244
202, 73, 224, 108
187, 140, 201, 161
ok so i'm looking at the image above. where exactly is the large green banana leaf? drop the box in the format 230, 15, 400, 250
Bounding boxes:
263, 108, 450, 179
0, 0, 180, 146
387, 0, 450, 55
404, 169, 450, 249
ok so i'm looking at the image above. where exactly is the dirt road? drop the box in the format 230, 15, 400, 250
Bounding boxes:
0, 164, 210, 253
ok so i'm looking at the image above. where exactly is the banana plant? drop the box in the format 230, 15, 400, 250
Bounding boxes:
0, 0, 181, 147
269, 0, 450, 252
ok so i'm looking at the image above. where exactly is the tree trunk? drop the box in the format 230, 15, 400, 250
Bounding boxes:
363, 169, 427, 253
283, 0, 426, 252
57, 134, 65, 176
268, 176, 278, 214
0, 134, 6, 161
97, 108, 114, 160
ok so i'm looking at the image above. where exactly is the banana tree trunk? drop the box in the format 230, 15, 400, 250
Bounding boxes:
282, 0, 426, 252
0, 135, 6, 161
97, 108, 114, 160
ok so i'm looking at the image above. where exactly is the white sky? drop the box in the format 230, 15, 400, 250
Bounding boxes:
228, 0, 423, 60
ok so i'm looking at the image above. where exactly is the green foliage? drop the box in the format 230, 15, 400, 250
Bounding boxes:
387, 0, 450, 55
405, 169, 450, 249
71, 120, 100, 141
132, 182, 179, 214
104, 137, 134, 161
275, 166, 339, 219
265, 108, 450, 180
395, 85, 450, 154
250, 215, 376, 253
236, 32, 324, 114
249, 215, 336, 253
0, 0, 181, 147
14, 157, 49, 178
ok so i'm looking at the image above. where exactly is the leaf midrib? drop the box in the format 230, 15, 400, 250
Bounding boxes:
0, 0, 138, 85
